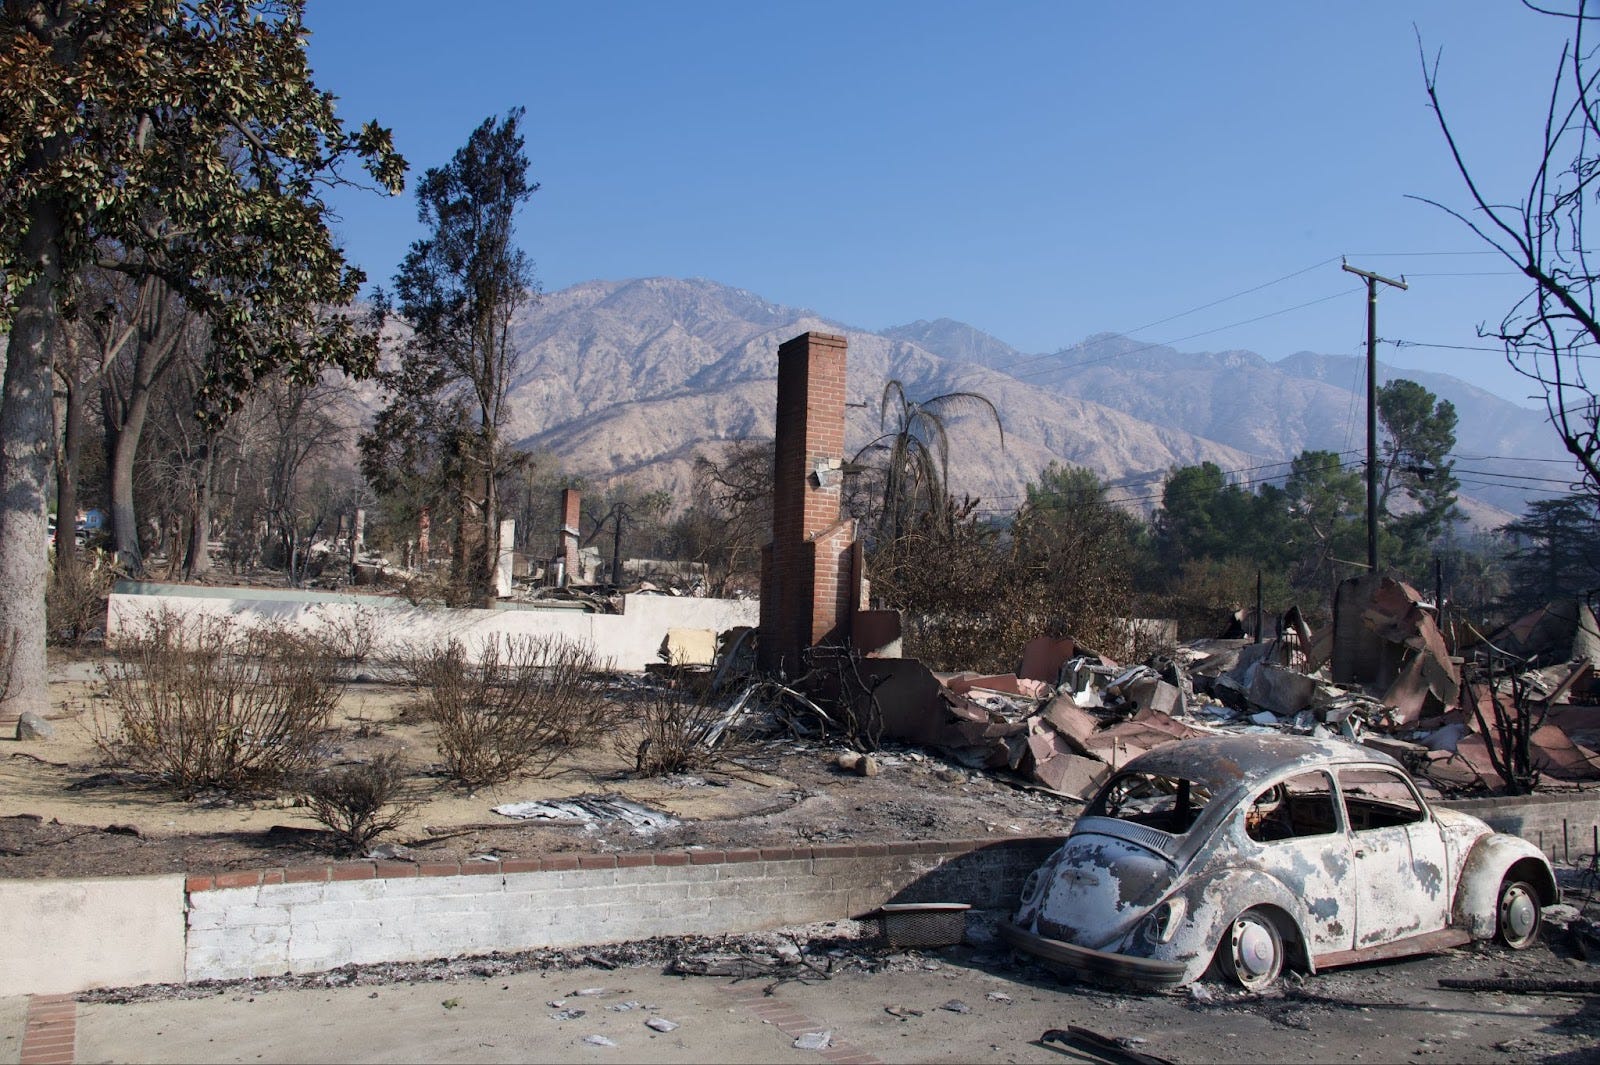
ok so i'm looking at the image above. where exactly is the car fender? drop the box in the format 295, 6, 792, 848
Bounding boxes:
1452, 833, 1560, 939
1163, 867, 1313, 984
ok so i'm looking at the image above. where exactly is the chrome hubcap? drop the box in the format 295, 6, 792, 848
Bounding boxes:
1235, 920, 1276, 977
1502, 887, 1537, 941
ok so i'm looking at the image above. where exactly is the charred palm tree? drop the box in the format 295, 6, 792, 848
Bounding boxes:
853, 380, 1003, 546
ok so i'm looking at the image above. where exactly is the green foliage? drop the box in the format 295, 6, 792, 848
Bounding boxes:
1, 0, 408, 413
1166, 556, 1295, 639
1377, 379, 1460, 575
1283, 449, 1364, 597
1157, 462, 1293, 577
1497, 494, 1600, 616
1157, 451, 1367, 618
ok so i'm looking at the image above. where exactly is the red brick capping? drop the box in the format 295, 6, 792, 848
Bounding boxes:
182, 836, 1061, 891
420, 860, 466, 877
213, 870, 262, 890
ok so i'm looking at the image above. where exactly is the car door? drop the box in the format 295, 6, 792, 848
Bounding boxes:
1337, 766, 1452, 948
1242, 769, 1354, 955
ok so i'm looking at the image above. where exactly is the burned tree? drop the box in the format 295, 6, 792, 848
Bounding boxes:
1420, 2, 1600, 503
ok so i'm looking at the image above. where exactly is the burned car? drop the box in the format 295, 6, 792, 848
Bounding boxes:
1001, 734, 1557, 989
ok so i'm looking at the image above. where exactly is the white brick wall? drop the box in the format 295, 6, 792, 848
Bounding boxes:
184, 855, 954, 981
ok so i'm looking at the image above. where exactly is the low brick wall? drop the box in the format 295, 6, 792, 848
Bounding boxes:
183, 838, 1060, 983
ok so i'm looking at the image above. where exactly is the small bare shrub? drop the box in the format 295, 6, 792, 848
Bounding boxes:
307, 606, 382, 670
47, 553, 115, 647
616, 674, 747, 776
299, 753, 417, 854
418, 635, 611, 788
96, 610, 343, 794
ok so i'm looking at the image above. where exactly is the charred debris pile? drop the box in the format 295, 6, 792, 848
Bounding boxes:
771, 575, 1600, 801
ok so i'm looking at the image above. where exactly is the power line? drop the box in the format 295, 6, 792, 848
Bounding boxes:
1391, 338, 1600, 360
996, 288, 1358, 384
1344, 250, 1503, 257
1109, 257, 1341, 337
986, 257, 1343, 378
1449, 452, 1587, 464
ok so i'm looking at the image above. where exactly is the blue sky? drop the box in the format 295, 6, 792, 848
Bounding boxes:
306, 2, 1574, 402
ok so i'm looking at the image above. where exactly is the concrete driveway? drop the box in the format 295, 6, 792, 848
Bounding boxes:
10, 940, 1600, 1065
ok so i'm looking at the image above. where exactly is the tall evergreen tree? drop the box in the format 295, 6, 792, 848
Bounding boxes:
361, 109, 538, 603
1498, 495, 1600, 615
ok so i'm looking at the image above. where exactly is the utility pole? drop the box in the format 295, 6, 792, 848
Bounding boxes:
1342, 261, 1408, 574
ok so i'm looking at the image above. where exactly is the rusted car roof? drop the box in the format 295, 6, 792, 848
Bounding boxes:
1115, 734, 1403, 790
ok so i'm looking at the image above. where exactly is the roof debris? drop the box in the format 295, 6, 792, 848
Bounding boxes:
787, 579, 1600, 800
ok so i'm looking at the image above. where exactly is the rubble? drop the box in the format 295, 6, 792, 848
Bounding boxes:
491, 797, 678, 833
831, 577, 1600, 800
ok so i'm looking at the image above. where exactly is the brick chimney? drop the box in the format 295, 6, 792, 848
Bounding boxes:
759, 332, 858, 673
557, 487, 581, 586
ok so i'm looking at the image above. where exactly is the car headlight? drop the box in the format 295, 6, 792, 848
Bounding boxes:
1142, 896, 1187, 944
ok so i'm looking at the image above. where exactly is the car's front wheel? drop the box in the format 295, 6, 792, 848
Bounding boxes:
1216, 908, 1284, 990
1495, 878, 1542, 950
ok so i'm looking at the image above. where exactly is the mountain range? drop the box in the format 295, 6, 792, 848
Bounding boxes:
495, 277, 1571, 526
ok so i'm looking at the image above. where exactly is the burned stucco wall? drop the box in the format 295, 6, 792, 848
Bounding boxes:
182, 839, 1057, 982
106, 583, 759, 672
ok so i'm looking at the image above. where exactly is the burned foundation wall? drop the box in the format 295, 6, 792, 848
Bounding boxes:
183, 838, 1058, 982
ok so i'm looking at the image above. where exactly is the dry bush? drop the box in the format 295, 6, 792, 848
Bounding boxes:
47, 554, 115, 647
614, 674, 747, 776
417, 635, 612, 788
96, 610, 343, 794
871, 501, 1148, 671
299, 753, 417, 854
306, 606, 382, 670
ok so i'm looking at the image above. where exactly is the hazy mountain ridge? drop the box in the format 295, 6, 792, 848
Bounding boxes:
889, 321, 1568, 515
481, 276, 1555, 523
500, 278, 1256, 506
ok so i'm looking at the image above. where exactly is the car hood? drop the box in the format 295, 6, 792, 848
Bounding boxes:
1026, 823, 1181, 951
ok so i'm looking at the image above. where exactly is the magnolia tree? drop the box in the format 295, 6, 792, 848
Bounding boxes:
0, 0, 405, 719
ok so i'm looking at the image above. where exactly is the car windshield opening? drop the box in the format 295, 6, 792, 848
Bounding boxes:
1087, 771, 1213, 835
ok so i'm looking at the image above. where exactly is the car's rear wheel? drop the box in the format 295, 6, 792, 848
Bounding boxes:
1216, 908, 1284, 990
1495, 878, 1542, 950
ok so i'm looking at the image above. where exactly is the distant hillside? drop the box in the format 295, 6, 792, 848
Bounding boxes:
362, 275, 1570, 528
499, 279, 1255, 507
887, 321, 1573, 517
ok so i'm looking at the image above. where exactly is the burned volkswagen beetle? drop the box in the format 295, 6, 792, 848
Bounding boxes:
1001, 734, 1557, 989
